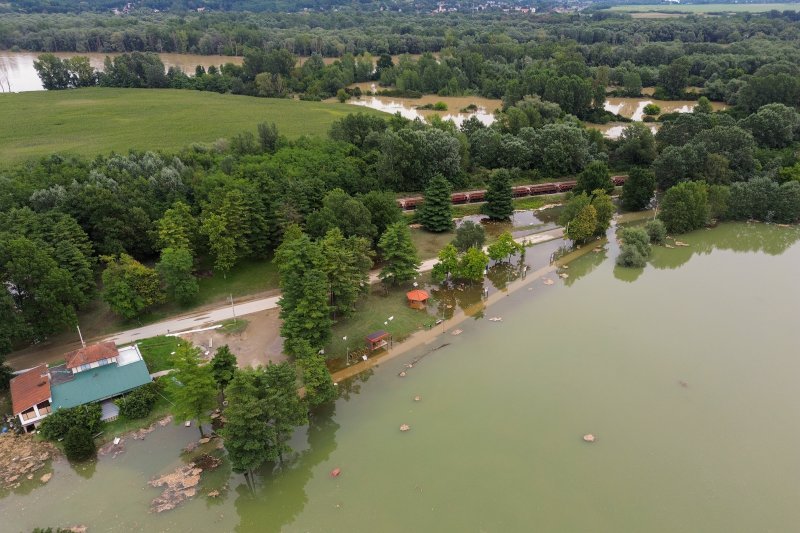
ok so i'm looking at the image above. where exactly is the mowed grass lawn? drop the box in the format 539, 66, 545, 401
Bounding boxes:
608, 3, 800, 12
0, 87, 383, 165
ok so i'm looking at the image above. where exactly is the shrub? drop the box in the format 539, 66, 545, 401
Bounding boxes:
116, 381, 161, 420
616, 244, 647, 268
619, 227, 651, 258
433, 101, 448, 111
39, 404, 102, 441
644, 220, 667, 245
63, 426, 96, 462
643, 103, 661, 116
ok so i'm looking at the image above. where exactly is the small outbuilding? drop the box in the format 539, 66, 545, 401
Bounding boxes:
365, 330, 392, 353
406, 289, 430, 309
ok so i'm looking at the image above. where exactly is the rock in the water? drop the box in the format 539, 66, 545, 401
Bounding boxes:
400, 424, 410, 432
40, 473, 52, 483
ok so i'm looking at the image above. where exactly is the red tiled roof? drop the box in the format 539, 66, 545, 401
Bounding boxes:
10, 364, 51, 415
64, 341, 119, 369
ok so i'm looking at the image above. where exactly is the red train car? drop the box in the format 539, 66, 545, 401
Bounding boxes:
398, 196, 423, 210
512, 185, 530, 198
468, 190, 485, 202
451, 192, 468, 204
612, 175, 627, 186
529, 183, 558, 195
556, 180, 577, 192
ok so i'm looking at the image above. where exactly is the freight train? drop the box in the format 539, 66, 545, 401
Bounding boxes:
397, 175, 627, 210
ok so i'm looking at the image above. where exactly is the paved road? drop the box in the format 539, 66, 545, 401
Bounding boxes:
102, 227, 565, 345
8, 227, 566, 369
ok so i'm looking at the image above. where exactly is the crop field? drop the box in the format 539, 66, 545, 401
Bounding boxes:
608, 3, 800, 13
0, 88, 382, 165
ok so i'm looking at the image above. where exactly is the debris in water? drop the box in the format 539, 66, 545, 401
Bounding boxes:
330, 468, 342, 478
398, 371, 407, 377
593, 247, 602, 252
414, 396, 421, 402
40, 473, 52, 483
400, 424, 410, 432
446, 304, 453, 309
665, 244, 675, 249
562, 265, 569, 269
583, 434, 596, 443
451, 329, 463, 335
488, 317, 502, 322
208, 490, 220, 498
679, 380, 689, 388
674, 241, 689, 247
149, 463, 203, 513
559, 273, 569, 279
543, 278, 555, 285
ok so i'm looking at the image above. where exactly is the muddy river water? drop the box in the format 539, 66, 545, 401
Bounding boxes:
2, 222, 800, 532
0, 51, 243, 92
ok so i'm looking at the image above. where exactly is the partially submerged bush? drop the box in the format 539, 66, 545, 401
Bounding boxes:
63, 426, 96, 462
644, 220, 667, 245
617, 244, 647, 268
619, 226, 651, 257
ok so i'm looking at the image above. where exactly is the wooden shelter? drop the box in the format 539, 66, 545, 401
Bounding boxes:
365, 330, 391, 352
406, 289, 430, 309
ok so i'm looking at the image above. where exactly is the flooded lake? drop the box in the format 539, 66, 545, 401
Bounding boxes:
0, 51, 243, 92
3, 221, 800, 532
594, 96, 727, 138
346, 84, 501, 126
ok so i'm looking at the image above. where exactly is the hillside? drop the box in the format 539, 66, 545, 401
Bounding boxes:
0, 88, 381, 164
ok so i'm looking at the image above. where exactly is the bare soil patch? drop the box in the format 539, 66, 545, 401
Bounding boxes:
180, 308, 285, 368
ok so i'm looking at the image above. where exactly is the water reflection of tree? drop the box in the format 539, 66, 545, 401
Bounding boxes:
336, 369, 374, 402
613, 264, 644, 283
431, 283, 485, 319
234, 404, 340, 532
486, 261, 520, 291
70, 457, 97, 480
562, 248, 607, 287
650, 223, 800, 270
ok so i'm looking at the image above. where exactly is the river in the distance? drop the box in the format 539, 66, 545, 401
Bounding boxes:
2, 222, 800, 532
0, 51, 243, 92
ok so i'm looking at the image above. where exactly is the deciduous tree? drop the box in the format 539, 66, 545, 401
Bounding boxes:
101, 253, 164, 319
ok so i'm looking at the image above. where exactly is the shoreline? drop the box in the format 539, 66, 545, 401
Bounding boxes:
330, 230, 608, 385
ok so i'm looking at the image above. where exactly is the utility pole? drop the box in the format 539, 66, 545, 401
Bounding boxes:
76, 324, 86, 348
229, 293, 237, 323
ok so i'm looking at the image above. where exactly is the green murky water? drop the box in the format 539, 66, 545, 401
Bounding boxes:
3, 222, 800, 532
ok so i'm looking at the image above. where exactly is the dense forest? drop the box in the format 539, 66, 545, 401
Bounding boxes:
3, 7, 800, 365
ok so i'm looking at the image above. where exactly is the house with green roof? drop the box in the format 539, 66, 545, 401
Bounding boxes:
10, 341, 153, 430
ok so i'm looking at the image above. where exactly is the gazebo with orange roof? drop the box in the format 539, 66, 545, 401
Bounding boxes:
406, 289, 430, 309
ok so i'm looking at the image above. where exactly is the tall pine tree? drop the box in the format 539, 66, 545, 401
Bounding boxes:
417, 174, 454, 232
482, 169, 514, 220
378, 222, 421, 285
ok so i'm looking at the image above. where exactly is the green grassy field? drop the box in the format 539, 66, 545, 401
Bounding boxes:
0, 88, 383, 165
608, 3, 800, 13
